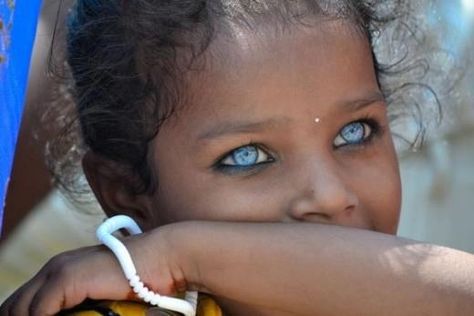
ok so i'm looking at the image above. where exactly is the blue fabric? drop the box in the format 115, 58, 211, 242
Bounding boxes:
0, 1, 42, 234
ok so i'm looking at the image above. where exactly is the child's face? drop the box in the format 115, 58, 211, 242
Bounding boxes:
147, 21, 401, 234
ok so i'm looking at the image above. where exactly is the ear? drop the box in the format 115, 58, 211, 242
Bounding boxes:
82, 151, 154, 229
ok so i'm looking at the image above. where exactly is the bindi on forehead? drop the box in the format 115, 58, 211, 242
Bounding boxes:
171, 19, 379, 140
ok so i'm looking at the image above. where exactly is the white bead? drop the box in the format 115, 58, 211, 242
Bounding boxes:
129, 277, 140, 288
150, 295, 160, 306
96, 216, 197, 316
134, 281, 144, 292
138, 287, 149, 299
129, 274, 139, 284
144, 291, 154, 303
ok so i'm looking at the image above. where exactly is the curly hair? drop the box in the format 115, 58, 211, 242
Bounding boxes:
47, 0, 447, 200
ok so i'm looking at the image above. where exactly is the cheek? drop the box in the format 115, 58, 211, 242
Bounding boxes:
365, 173, 401, 234
150, 129, 402, 231
151, 167, 287, 224
149, 140, 285, 224
353, 148, 401, 234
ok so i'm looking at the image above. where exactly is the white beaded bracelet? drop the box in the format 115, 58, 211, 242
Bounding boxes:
96, 215, 197, 316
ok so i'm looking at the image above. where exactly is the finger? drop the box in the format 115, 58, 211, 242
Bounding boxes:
0, 288, 21, 315
1, 246, 101, 316
29, 249, 132, 315
2, 274, 46, 316
28, 275, 70, 316
1, 252, 59, 316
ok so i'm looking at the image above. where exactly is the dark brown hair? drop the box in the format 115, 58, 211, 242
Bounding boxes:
49, 0, 444, 199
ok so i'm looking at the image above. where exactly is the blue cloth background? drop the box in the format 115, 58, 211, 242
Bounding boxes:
0, 1, 42, 234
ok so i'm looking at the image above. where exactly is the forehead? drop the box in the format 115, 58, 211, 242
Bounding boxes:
204, 18, 368, 71
165, 20, 377, 132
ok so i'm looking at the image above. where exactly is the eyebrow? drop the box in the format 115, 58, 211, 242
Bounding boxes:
198, 91, 385, 141
339, 91, 385, 111
197, 117, 292, 141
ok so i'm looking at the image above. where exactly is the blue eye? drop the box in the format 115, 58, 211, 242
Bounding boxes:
217, 145, 274, 173
231, 146, 259, 166
333, 121, 373, 147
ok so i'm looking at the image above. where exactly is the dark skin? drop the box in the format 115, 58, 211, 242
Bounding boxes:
2, 222, 473, 315
2, 21, 474, 316
142, 21, 401, 233
141, 23, 402, 313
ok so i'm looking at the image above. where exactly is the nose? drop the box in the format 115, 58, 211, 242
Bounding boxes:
287, 158, 364, 227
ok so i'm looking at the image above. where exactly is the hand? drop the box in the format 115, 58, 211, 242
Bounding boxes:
0, 226, 186, 316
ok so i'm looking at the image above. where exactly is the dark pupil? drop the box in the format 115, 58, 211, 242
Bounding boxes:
341, 122, 364, 143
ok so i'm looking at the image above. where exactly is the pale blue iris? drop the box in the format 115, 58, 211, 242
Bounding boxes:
340, 122, 365, 144
232, 146, 258, 166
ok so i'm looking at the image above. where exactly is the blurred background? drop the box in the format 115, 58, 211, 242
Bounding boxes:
1, 0, 473, 302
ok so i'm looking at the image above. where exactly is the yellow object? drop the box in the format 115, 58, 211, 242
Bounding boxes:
196, 296, 222, 316
65, 295, 222, 316
66, 301, 147, 316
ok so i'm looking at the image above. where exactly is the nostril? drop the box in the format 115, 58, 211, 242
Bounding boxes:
289, 207, 332, 223
288, 188, 359, 223
298, 212, 333, 224
312, 212, 332, 221
344, 204, 357, 214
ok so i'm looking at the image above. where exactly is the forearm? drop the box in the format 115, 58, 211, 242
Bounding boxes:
167, 222, 474, 316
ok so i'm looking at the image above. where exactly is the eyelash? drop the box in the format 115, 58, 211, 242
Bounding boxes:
213, 142, 275, 175
213, 117, 382, 175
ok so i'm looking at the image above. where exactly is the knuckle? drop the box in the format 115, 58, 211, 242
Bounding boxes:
30, 305, 50, 316
29, 303, 41, 316
29, 291, 45, 316
10, 303, 24, 316
54, 263, 74, 283
5, 290, 25, 316
47, 251, 74, 268
30, 281, 64, 316
47, 248, 86, 270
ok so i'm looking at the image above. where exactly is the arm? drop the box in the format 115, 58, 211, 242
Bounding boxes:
2, 221, 473, 315
174, 222, 474, 316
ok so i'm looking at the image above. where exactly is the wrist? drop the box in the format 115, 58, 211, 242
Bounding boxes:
165, 221, 210, 293
133, 221, 207, 294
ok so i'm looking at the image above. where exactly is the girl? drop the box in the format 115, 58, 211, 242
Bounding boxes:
2, 0, 474, 315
